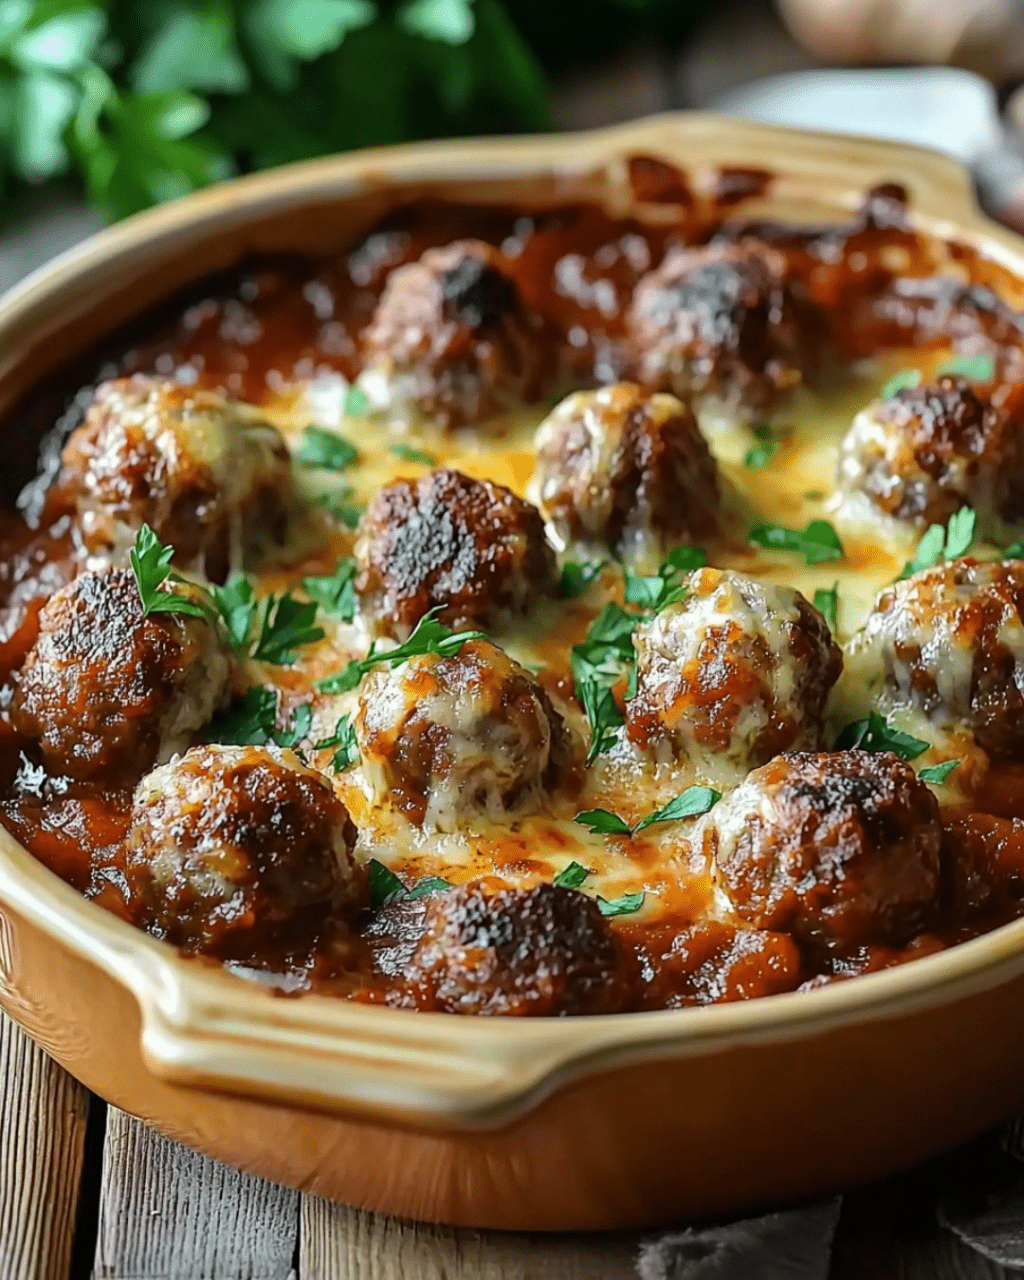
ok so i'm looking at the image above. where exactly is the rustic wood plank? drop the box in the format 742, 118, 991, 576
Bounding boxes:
0, 1011, 89, 1280
92, 1109, 299, 1280
300, 1199, 638, 1280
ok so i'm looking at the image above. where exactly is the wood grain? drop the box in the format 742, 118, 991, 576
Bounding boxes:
0, 1011, 89, 1280
300, 1198, 638, 1279
92, 1109, 299, 1280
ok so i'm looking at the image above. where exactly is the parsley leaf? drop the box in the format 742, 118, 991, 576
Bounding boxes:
407, 875, 451, 898
574, 808, 632, 836
880, 369, 922, 399
935, 353, 996, 382
919, 760, 960, 784
208, 686, 311, 750
813, 584, 839, 634
835, 710, 929, 760
316, 487, 363, 527
295, 426, 358, 471
559, 559, 606, 598
344, 385, 371, 415
744, 423, 782, 470
577, 681, 624, 765
211, 574, 257, 649
633, 786, 721, 831
316, 608, 488, 693
899, 506, 976, 579
274, 702, 312, 750
390, 443, 437, 465
303, 559, 357, 621
367, 858, 450, 908
1004, 540, 1024, 560
552, 861, 590, 889
314, 714, 359, 772
623, 545, 706, 612
129, 524, 208, 619
252, 593, 325, 665
597, 891, 645, 917
749, 518, 844, 565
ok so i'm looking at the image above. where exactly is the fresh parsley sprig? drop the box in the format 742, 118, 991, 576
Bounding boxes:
211, 575, 258, 649
252, 593, 325, 665
316, 609, 489, 693
295, 426, 358, 471
552, 860, 590, 889
559, 559, 607, 598
302, 559, 357, 621
919, 759, 960, 784
367, 859, 451, 910
129, 524, 208, 620
748, 518, 844, 566
316, 487, 363, 528
898, 506, 976, 580
390, 443, 437, 465
744, 422, 784, 471
813, 584, 839, 634
835, 710, 929, 760
314, 714, 360, 772
209, 687, 312, 750
880, 368, 922, 399
622, 544, 706, 611
574, 785, 721, 836
546, 858, 646, 917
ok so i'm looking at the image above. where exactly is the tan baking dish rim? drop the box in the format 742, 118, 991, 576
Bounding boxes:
2, 112, 1024, 1134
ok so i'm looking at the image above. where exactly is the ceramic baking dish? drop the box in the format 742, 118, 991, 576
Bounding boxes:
4, 113, 1024, 1232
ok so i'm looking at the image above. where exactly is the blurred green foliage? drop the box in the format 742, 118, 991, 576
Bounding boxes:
0, 0, 706, 219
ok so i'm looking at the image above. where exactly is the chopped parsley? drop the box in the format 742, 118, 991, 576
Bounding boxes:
899, 506, 976, 579
597, 891, 646, 917
880, 368, 923, 399
252, 593, 325, 665
559, 559, 607, 598
390, 443, 437, 465
295, 426, 358, 471
748, 518, 844, 566
129, 524, 208, 620
574, 786, 720, 836
835, 710, 929, 760
919, 759, 960, 785
552, 860, 591, 889
367, 858, 450, 909
1004, 540, 1024, 560
316, 487, 363, 528
813, 584, 839, 634
743, 422, 783, 470
211, 575, 257, 649
571, 603, 639, 765
344, 384, 371, 415
623, 544, 706, 611
935, 352, 996, 382
314, 714, 359, 772
209, 687, 312, 750
316, 609, 488, 694
303, 559, 357, 621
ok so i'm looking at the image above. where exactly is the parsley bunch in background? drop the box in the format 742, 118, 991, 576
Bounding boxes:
0, 0, 708, 220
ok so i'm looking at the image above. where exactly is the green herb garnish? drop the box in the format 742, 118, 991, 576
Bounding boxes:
574, 786, 720, 836
303, 559, 357, 621
367, 858, 450, 908
211, 574, 257, 649
749, 518, 844, 566
623, 544, 706, 611
552, 860, 590, 889
899, 506, 976, 579
596, 891, 645, 917
836, 710, 929, 760
935, 353, 997, 382
295, 426, 358, 471
390, 443, 436, 465
1004, 540, 1024, 560
314, 714, 359, 772
406, 875, 451, 898
316, 487, 363, 527
316, 608, 488, 693
880, 369, 922, 399
209, 686, 311, 750
252, 592, 325, 665
919, 759, 960, 785
129, 524, 208, 619
344, 385, 371, 415
559, 560, 606, 598
577, 682, 624, 766
743, 423, 782, 470
574, 808, 632, 836
813, 584, 839, 634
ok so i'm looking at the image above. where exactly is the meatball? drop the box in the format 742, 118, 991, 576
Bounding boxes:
355, 638, 571, 828
626, 567, 842, 777
355, 467, 556, 637
361, 239, 549, 428
58, 375, 294, 578
703, 749, 942, 951
627, 241, 818, 418
11, 569, 229, 782
836, 376, 1024, 534
844, 558, 1024, 758
404, 880, 636, 1015
530, 382, 721, 562
124, 744, 361, 957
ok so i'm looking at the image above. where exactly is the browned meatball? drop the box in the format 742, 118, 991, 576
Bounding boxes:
404, 880, 636, 1015
844, 559, 1024, 758
530, 382, 720, 563
704, 750, 942, 951
356, 639, 571, 828
355, 467, 556, 637
627, 241, 818, 418
361, 239, 550, 428
11, 569, 229, 782
626, 568, 842, 778
837, 376, 1024, 534
124, 744, 361, 957
58, 375, 294, 579
941, 813, 1024, 920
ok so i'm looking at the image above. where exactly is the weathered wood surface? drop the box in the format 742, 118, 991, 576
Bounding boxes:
0, 1012, 89, 1280
91, 1109, 300, 1280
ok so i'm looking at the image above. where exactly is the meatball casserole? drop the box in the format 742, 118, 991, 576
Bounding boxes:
6, 179, 1024, 1020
